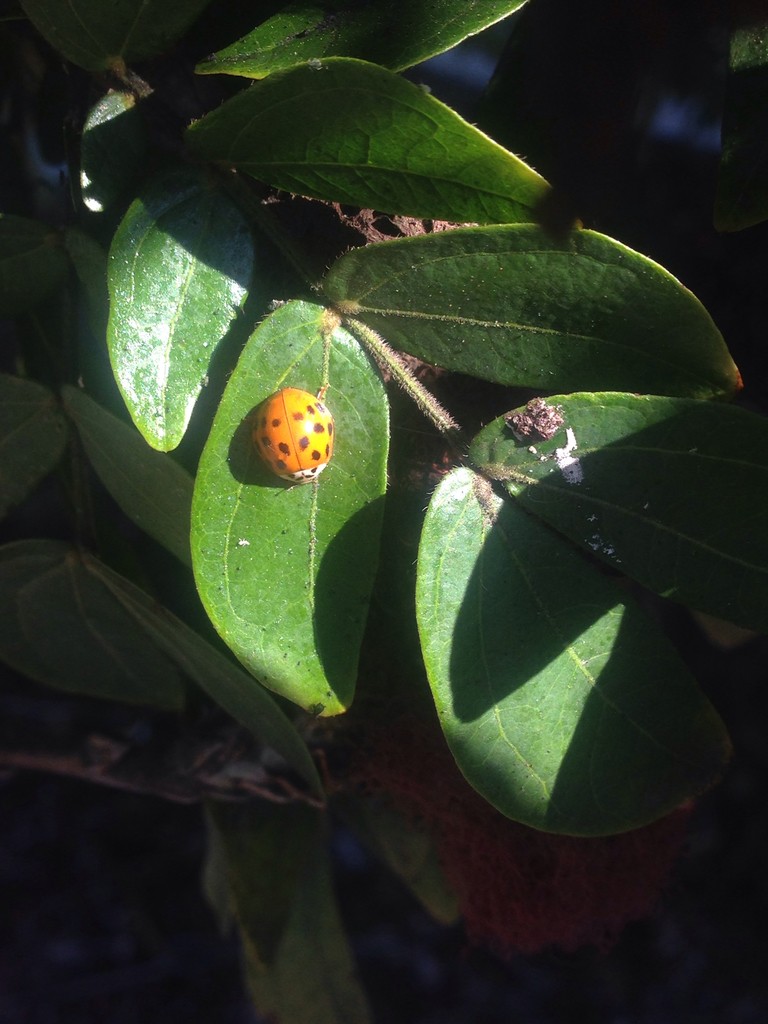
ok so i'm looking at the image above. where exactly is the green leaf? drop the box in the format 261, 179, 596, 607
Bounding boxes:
62, 385, 193, 567
0, 375, 68, 520
324, 224, 740, 398
186, 58, 549, 225
20, 0, 214, 71
80, 91, 147, 213
715, 22, 768, 231
0, 213, 69, 315
471, 393, 768, 634
216, 806, 372, 1024
0, 540, 185, 709
415, 468, 730, 836
107, 168, 254, 451
88, 556, 322, 796
206, 802, 320, 966
198, 0, 528, 77
338, 795, 459, 925
63, 227, 109, 338
191, 300, 388, 716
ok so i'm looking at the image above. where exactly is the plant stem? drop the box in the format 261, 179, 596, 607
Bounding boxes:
345, 316, 465, 445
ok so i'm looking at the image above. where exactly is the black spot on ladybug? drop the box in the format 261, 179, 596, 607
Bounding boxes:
313, 423, 325, 433
260, 415, 267, 428
311, 450, 321, 461
278, 442, 291, 455
276, 459, 287, 470
325, 444, 330, 456
291, 411, 304, 421
271, 417, 282, 428
327, 423, 333, 437
298, 436, 310, 451
261, 436, 272, 449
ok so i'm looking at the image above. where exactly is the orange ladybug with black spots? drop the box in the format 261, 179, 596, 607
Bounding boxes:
254, 387, 334, 482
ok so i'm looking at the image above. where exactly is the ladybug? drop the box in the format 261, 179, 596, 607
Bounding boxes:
254, 387, 334, 482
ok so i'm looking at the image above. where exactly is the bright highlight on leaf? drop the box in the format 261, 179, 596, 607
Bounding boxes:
415, 468, 731, 836
191, 300, 388, 717
186, 58, 549, 225
107, 169, 254, 451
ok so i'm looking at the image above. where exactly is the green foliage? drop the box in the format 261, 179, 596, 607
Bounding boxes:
1, 1, 766, 1018
186, 58, 549, 223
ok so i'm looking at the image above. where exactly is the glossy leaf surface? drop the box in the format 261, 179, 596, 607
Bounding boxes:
107, 170, 253, 451
0, 213, 69, 315
62, 386, 193, 566
0, 375, 67, 520
186, 59, 549, 225
471, 392, 768, 633
416, 468, 730, 835
199, 0, 528, 77
20, 0, 213, 71
325, 225, 740, 398
0, 540, 185, 709
191, 300, 388, 716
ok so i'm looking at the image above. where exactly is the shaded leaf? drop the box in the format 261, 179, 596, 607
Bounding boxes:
0, 540, 185, 709
0, 374, 68, 520
63, 228, 109, 338
107, 168, 253, 451
20, 0, 213, 71
0, 213, 69, 315
89, 558, 322, 797
198, 0, 528, 77
80, 91, 147, 213
415, 467, 730, 835
471, 393, 768, 633
206, 802, 320, 966
210, 805, 372, 1024
338, 795, 459, 925
191, 300, 388, 716
325, 225, 740, 398
715, 20, 768, 231
186, 58, 549, 225
62, 385, 193, 567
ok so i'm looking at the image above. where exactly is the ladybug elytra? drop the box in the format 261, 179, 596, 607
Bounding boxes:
254, 387, 334, 482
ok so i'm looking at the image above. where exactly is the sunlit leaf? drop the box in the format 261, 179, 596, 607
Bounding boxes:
107, 168, 253, 450
198, 0, 528, 77
325, 225, 740, 398
471, 393, 768, 633
191, 300, 388, 716
186, 58, 549, 225
415, 467, 730, 835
